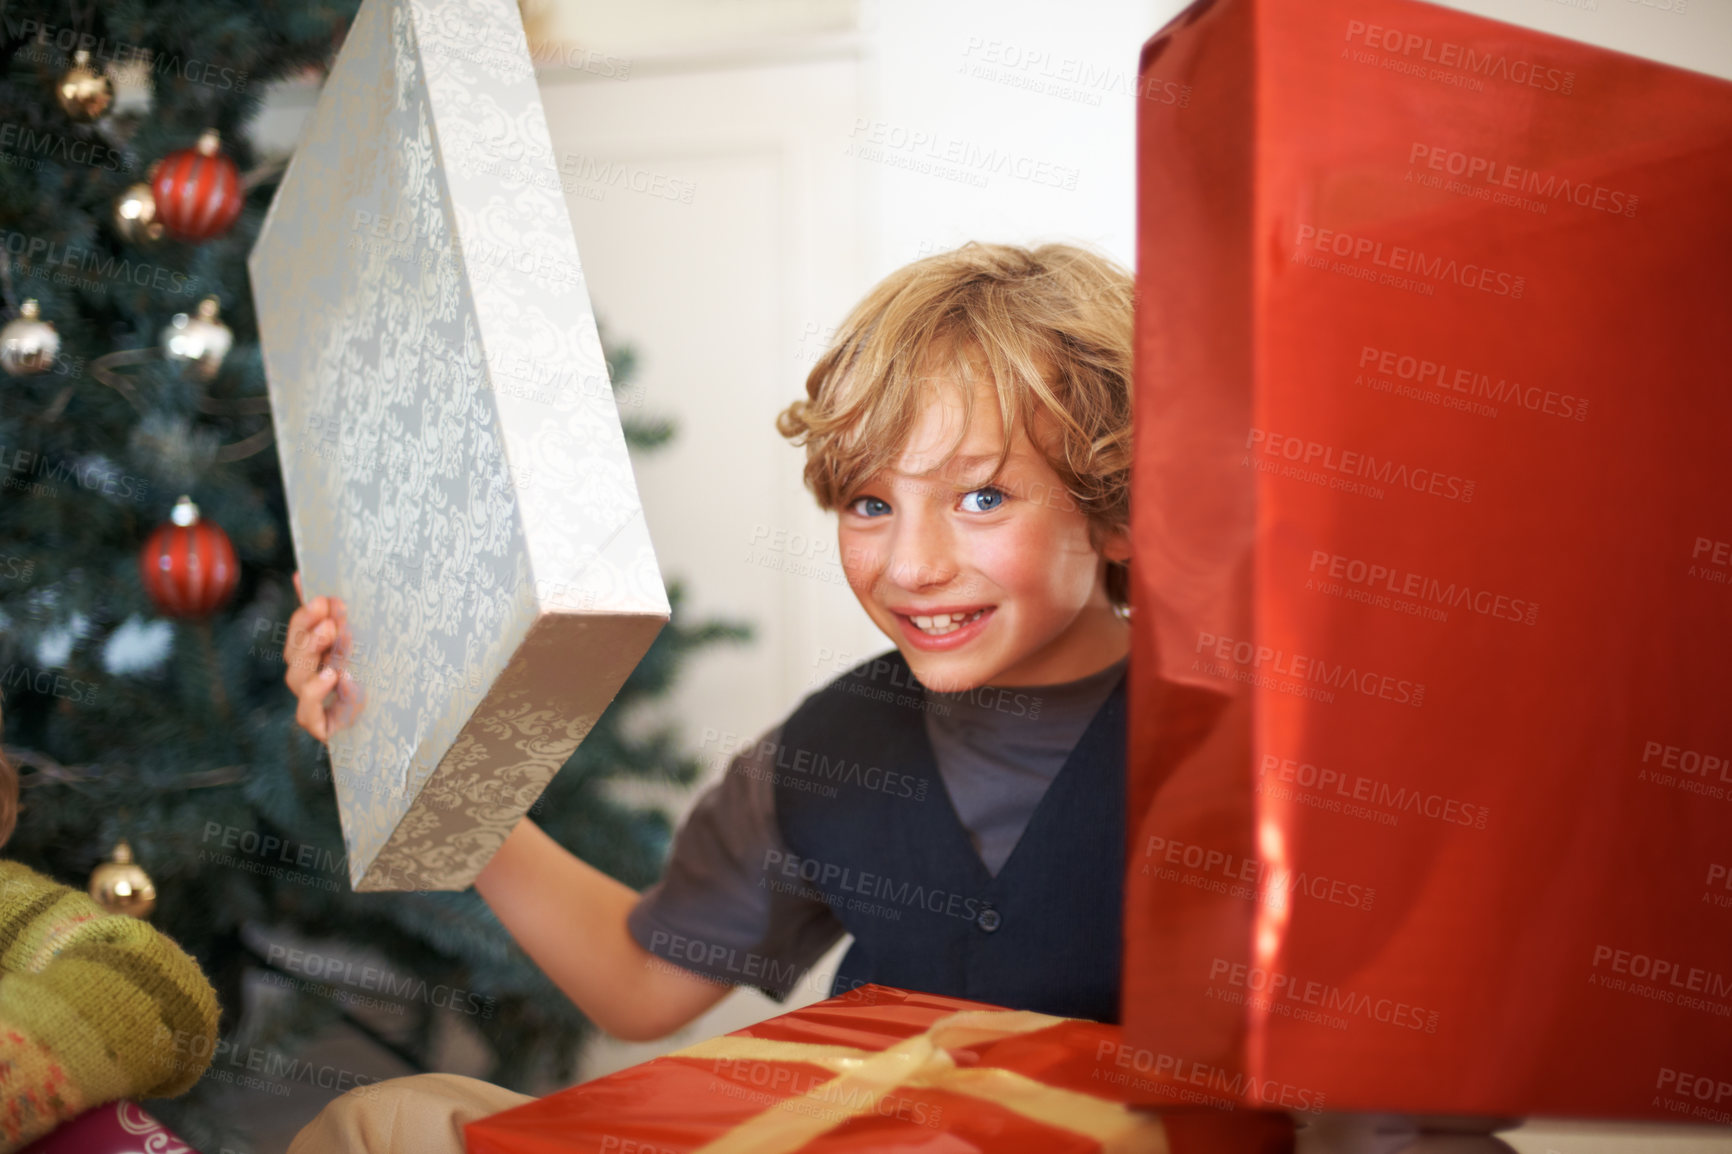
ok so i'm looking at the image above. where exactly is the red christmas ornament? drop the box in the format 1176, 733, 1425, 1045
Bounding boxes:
149, 129, 244, 243
139, 495, 239, 617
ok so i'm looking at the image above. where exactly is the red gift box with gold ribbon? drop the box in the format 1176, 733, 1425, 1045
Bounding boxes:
464, 985, 1185, 1154
1125, 0, 1732, 1125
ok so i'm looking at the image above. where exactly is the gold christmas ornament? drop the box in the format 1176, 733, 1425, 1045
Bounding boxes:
1, 299, 61, 376
56, 50, 113, 121
88, 839, 157, 918
161, 297, 233, 381
113, 182, 165, 245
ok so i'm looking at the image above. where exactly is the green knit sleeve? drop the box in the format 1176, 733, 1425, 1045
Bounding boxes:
0, 860, 220, 1106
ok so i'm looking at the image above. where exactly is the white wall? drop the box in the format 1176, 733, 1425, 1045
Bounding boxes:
860, 0, 1168, 276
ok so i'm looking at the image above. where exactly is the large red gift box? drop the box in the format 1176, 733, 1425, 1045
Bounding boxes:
1126, 0, 1732, 1125
465, 985, 1185, 1154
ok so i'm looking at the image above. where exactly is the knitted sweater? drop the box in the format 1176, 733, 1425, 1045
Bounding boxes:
0, 860, 218, 1152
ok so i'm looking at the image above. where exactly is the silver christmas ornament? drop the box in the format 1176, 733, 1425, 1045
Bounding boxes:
1, 299, 61, 376
161, 297, 233, 381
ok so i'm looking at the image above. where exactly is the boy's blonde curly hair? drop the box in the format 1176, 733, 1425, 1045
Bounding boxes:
775, 241, 1133, 608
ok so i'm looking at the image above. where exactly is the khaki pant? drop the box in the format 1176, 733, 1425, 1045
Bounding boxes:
287, 1072, 534, 1154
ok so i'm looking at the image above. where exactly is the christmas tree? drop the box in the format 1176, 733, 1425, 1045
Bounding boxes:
0, 3, 749, 1149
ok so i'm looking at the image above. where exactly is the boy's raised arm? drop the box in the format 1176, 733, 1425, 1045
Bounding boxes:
284, 574, 732, 1042
474, 818, 734, 1041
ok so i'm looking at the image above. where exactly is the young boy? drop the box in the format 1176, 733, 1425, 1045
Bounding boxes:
284, 240, 1136, 1152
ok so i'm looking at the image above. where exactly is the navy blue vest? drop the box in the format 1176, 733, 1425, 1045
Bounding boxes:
773, 648, 1126, 1022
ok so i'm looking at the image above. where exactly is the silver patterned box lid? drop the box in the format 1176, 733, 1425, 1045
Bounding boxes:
248, 0, 669, 891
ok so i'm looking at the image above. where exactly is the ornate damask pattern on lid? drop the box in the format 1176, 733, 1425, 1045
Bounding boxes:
249, 0, 669, 891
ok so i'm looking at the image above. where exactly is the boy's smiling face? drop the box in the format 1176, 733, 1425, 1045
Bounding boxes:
837, 375, 1130, 693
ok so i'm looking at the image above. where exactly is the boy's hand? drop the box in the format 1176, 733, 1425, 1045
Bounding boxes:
285, 572, 363, 741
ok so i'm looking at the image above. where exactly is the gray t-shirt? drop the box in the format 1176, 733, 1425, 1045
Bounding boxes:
625, 653, 1128, 998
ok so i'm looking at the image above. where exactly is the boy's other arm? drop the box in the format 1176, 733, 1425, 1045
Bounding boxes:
474, 819, 732, 1042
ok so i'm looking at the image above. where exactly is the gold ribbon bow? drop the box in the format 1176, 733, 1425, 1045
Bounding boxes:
669, 1008, 1168, 1154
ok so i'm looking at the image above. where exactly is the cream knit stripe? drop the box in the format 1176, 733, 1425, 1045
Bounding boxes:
0, 879, 100, 975
18, 891, 129, 972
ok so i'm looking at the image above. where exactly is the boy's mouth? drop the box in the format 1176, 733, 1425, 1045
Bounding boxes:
891, 605, 994, 648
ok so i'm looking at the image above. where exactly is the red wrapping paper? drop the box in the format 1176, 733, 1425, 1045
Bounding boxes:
466, 985, 1176, 1153
1126, 0, 1732, 1124
19, 1102, 194, 1154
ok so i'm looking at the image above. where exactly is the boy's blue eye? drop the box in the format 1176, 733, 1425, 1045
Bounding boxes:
849, 496, 891, 517
960, 486, 1006, 513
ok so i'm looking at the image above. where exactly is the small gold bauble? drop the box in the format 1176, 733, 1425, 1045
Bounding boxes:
88, 839, 157, 918
56, 50, 113, 122
114, 182, 164, 246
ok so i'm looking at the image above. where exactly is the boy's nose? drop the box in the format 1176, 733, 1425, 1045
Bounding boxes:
883, 510, 957, 590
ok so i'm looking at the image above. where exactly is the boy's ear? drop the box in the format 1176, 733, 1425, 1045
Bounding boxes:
1100, 526, 1132, 564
